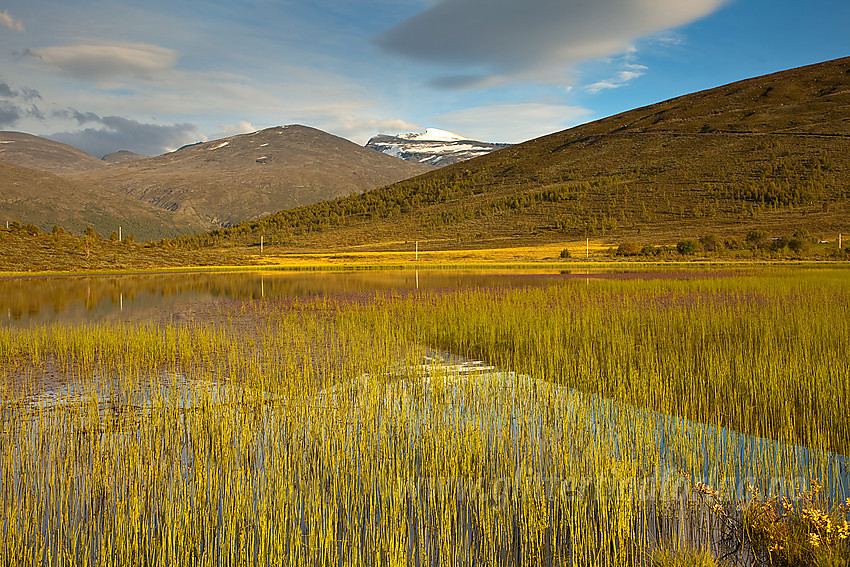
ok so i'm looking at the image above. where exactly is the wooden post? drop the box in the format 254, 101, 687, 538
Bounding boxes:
839, 234, 842, 250
261, 236, 264, 254
415, 241, 418, 261
586, 238, 589, 258
119, 226, 122, 241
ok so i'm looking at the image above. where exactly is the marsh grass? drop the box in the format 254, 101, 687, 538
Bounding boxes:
0, 268, 848, 565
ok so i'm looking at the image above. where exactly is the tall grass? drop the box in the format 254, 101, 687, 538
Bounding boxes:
0, 268, 847, 565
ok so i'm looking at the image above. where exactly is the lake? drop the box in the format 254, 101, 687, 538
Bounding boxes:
0, 267, 741, 326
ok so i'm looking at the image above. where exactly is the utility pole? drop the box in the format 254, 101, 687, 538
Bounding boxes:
839, 234, 843, 250
415, 241, 418, 261
118, 226, 122, 241
586, 238, 589, 259
260, 236, 264, 254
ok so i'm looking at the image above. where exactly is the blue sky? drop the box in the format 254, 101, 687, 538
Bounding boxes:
0, 0, 847, 157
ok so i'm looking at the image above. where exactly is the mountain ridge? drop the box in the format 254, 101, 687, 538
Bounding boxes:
0, 131, 108, 174
73, 125, 433, 227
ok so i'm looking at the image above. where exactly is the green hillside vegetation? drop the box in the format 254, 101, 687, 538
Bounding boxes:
182, 57, 850, 252
0, 224, 247, 272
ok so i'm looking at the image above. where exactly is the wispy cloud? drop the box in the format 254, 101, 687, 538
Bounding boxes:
0, 9, 24, 32
0, 77, 40, 101
377, 0, 730, 89
24, 42, 178, 84
0, 102, 22, 127
434, 100, 592, 143
0, 81, 15, 98
584, 50, 649, 93
0, 77, 43, 128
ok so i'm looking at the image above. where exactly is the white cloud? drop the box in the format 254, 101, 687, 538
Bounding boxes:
585, 62, 649, 93
26, 42, 178, 84
434, 101, 592, 143
0, 10, 24, 32
218, 120, 258, 136
329, 117, 423, 144
378, 0, 730, 88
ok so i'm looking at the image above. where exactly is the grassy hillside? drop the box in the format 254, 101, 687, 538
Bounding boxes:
0, 225, 249, 272
74, 125, 432, 227
192, 57, 850, 251
0, 162, 208, 240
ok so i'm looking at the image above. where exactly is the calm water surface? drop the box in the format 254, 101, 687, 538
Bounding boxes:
0, 269, 571, 326
0, 268, 740, 326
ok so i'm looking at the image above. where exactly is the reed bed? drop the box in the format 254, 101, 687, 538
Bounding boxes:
0, 268, 848, 565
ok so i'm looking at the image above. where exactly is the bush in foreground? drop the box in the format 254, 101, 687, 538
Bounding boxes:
650, 547, 727, 567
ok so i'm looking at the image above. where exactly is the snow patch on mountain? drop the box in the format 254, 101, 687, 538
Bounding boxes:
398, 128, 471, 142
366, 128, 509, 168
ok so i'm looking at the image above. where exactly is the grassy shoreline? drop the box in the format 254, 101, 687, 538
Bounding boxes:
2, 258, 849, 280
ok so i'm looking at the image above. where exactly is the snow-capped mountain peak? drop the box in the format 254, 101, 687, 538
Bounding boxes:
366, 128, 509, 168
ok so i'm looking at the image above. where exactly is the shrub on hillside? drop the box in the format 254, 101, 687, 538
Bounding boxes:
641, 244, 660, 256
616, 241, 643, 256
677, 240, 701, 255
746, 230, 769, 249
699, 234, 721, 252
793, 229, 813, 242
724, 237, 744, 250
787, 237, 810, 253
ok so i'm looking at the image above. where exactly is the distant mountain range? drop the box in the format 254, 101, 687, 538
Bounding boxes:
366, 128, 509, 167
0, 125, 431, 238
4, 57, 850, 252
